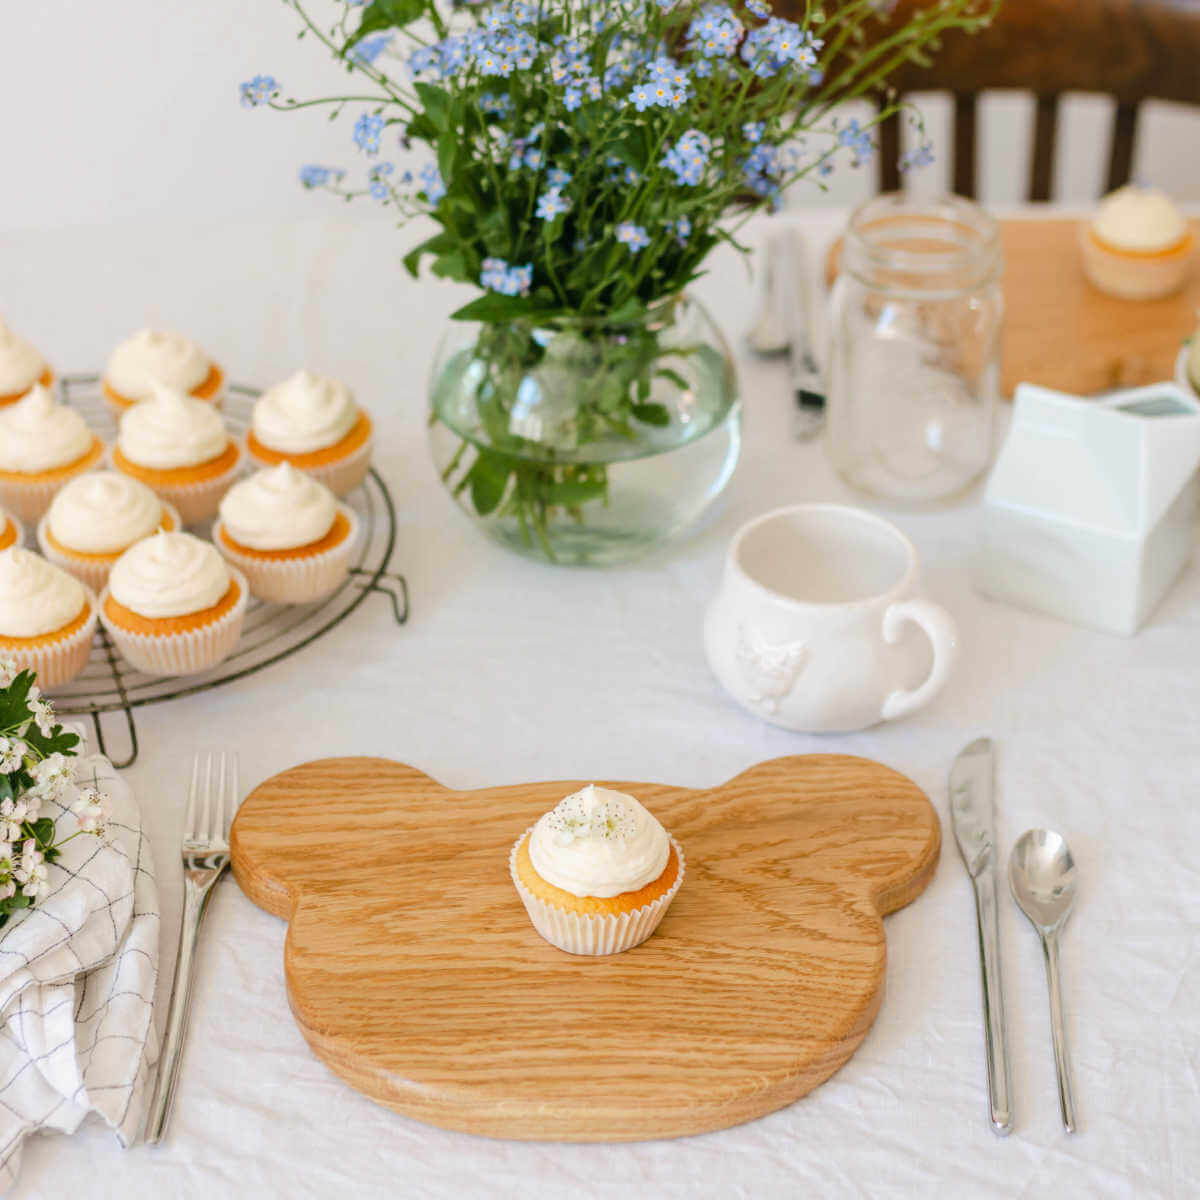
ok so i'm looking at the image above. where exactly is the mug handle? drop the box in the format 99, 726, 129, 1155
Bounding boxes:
879, 600, 959, 722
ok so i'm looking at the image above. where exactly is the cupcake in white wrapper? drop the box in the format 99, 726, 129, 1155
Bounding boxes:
110, 383, 241, 525
38, 471, 181, 593
99, 531, 247, 677
211, 463, 359, 604
0, 548, 98, 689
243, 369, 374, 497
101, 327, 225, 412
0, 384, 106, 524
0, 316, 54, 407
510, 785, 685, 956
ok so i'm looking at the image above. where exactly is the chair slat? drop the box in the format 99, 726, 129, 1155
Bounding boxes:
1106, 101, 1140, 191
1029, 93, 1060, 202
953, 93, 978, 199
876, 95, 901, 193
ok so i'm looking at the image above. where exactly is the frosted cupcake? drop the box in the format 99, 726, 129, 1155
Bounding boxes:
99, 531, 247, 676
0, 317, 53, 406
38, 471, 180, 592
0, 548, 97, 689
245, 369, 373, 496
511, 785, 685, 956
102, 328, 225, 412
0, 384, 106, 524
111, 383, 240, 524
1081, 186, 1194, 300
212, 463, 358, 604
0, 507, 21, 551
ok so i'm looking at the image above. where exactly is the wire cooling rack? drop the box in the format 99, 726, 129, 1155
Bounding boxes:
45, 375, 408, 768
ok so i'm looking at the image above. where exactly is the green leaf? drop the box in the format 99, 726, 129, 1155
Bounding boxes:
344, 0, 427, 50
402, 230, 456, 278
450, 293, 549, 322
535, 478, 607, 506
656, 367, 689, 390
631, 403, 671, 427
467, 452, 511, 516
414, 82, 452, 131
431, 251, 469, 281
436, 132, 457, 183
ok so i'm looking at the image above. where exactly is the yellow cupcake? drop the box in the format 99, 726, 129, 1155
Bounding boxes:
510, 784, 685, 955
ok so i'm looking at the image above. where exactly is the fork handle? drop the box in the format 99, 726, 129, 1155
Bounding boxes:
144, 875, 221, 1144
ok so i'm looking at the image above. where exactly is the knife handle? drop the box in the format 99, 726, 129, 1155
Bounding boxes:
972, 869, 1013, 1135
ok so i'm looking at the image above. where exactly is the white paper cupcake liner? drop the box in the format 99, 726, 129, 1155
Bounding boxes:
510, 830, 686, 956
244, 427, 373, 498
98, 565, 248, 677
1, 589, 99, 690
0, 441, 108, 526
36, 500, 182, 593
114, 443, 242, 526
211, 506, 360, 604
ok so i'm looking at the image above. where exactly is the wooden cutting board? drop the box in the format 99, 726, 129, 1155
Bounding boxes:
231, 754, 940, 1141
827, 217, 1199, 396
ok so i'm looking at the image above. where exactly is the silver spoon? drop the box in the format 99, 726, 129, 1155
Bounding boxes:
1009, 829, 1079, 1133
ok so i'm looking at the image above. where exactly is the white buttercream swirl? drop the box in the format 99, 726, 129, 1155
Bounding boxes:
108, 531, 230, 619
0, 317, 46, 395
218, 462, 337, 551
118, 383, 228, 469
252, 369, 358, 454
104, 328, 211, 401
47, 471, 165, 555
0, 384, 94, 473
0, 547, 87, 638
1092, 185, 1188, 252
529, 785, 671, 898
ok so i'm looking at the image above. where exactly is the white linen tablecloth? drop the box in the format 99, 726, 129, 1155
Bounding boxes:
1, 209, 1197, 1199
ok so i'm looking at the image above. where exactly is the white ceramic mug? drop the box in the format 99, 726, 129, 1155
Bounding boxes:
703, 504, 958, 732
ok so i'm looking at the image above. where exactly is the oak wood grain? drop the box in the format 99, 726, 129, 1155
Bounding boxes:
827, 217, 1199, 396
230, 754, 940, 1141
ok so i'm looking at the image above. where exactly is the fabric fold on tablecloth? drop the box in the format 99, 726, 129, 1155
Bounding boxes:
0, 739, 159, 1192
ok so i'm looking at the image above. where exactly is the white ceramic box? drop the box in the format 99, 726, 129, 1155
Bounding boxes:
975, 382, 1200, 636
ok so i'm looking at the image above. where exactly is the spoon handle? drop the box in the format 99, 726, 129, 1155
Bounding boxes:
1041, 929, 1078, 1133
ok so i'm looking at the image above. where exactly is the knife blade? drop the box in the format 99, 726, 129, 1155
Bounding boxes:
949, 737, 1014, 1135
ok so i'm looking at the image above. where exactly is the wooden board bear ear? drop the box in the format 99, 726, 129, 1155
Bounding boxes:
709, 755, 941, 917
231, 756, 450, 920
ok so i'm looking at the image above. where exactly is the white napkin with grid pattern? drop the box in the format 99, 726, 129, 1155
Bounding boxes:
0, 737, 158, 1192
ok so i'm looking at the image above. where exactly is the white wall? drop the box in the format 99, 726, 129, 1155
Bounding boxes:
2, 0, 1199, 234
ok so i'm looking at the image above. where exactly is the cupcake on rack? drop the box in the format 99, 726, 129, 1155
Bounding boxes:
99, 530, 247, 676
212, 463, 358, 604
0, 384, 105, 525
111, 382, 241, 524
102, 328, 225, 412
0, 317, 53, 406
0, 547, 98, 689
1080, 185, 1195, 300
510, 784, 685, 956
245, 369, 373, 496
38, 471, 180, 592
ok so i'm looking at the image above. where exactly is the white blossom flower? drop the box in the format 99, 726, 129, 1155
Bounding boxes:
73, 787, 112, 838
14, 840, 47, 897
28, 753, 72, 800
28, 690, 55, 737
0, 657, 17, 688
0, 797, 29, 843
0, 738, 27, 775
0, 881, 14, 900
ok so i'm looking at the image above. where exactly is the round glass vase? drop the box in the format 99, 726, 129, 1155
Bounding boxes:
428, 295, 740, 565
827, 193, 1004, 502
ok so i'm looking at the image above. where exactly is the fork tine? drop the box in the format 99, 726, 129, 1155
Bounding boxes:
225, 754, 239, 841
213, 752, 228, 845
184, 753, 201, 842
201, 753, 213, 847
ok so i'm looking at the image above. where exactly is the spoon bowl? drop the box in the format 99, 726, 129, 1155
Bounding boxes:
1009, 828, 1077, 931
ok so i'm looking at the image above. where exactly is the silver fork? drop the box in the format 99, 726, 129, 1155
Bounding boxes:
144, 751, 237, 1145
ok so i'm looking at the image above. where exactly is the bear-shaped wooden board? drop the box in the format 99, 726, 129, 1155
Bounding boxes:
230, 754, 939, 1141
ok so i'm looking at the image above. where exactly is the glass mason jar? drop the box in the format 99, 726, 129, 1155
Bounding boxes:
827, 193, 1004, 502
428, 295, 740, 565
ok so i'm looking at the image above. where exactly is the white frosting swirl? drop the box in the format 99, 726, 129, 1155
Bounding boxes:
105, 328, 210, 401
0, 317, 46, 395
108, 531, 230, 619
219, 462, 337, 551
0, 547, 87, 638
1092, 186, 1188, 252
47, 471, 164, 555
528, 785, 670, 898
117, 383, 228, 469
252, 369, 358, 454
0, 384, 94, 473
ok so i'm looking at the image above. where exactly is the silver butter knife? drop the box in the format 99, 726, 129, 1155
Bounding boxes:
949, 737, 1014, 1135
